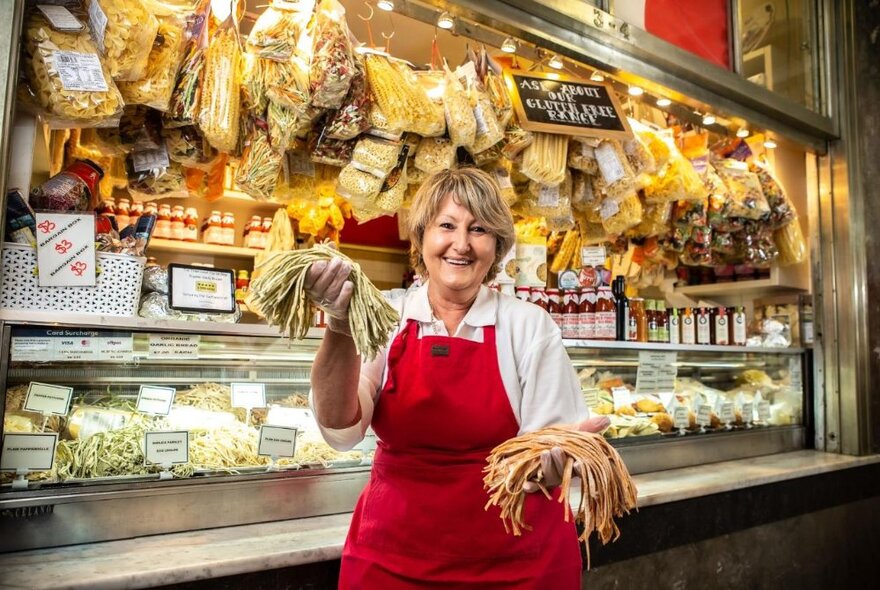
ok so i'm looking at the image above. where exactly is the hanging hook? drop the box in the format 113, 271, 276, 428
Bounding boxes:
381, 11, 395, 53
358, 2, 376, 48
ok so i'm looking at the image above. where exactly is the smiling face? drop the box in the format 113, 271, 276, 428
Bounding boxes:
422, 193, 497, 300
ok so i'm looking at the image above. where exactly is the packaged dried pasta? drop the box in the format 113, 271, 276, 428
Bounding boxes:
622, 128, 657, 180
593, 140, 637, 199
567, 139, 600, 174
643, 149, 708, 204
265, 55, 311, 110
89, 0, 159, 81
393, 60, 446, 137
126, 147, 188, 200
241, 54, 269, 115
351, 136, 402, 178
704, 164, 743, 232
751, 162, 797, 229
374, 147, 409, 212
310, 132, 355, 168
525, 171, 573, 221
117, 15, 186, 111
246, 1, 310, 62
672, 198, 708, 229
443, 70, 477, 148
774, 219, 806, 265
236, 127, 284, 201
368, 101, 404, 141
630, 119, 671, 169
198, 19, 242, 153
482, 159, 518, 206
482, 55, 513, 128
336, 164, 384, 202
163, 125, 220, 171
501, 116, 534, 160
714, 159, 770, 220
600, 191, 643, 236
628, 198, 671, 239
309, 0, 355, 109
571, 170, 602, 215
164, 9, 208, 128
21, 10, 124, 126
415, 137, 456, 174
469, 83, 505, 154
521, 133, 568, 186
267, 102, 300, 151
325, 55, 371, 140
120, 106, 164, 151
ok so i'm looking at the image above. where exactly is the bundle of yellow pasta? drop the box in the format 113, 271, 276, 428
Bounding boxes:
117, 15, 186, 111
365, 54, 441, 137
90, 0, 159, 81
21, 12, 124, 126
520, 133, 568, 186
198, 23, 242, 153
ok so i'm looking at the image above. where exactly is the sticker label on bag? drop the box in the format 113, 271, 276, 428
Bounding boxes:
538, 184, 560, 208
594, 142, 626, 185
87, 0, 108, 53
37, 5, 84, 31
52, 52, 108, 92
132, 145, 171, 172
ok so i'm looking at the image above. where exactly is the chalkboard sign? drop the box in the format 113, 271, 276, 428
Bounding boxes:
504, 69, 632, 140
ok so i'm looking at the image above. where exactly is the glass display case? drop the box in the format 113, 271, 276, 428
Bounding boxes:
0, 318, 809, 552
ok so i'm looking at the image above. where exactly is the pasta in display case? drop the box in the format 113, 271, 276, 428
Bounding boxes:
0, 319, 808, 552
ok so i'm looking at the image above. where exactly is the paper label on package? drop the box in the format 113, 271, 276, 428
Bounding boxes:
148, 334, 200, 359
52, 52, 108, 92
789, 357, 803, 391
132, 145, 170, 172
473, 103, 489, 135
258, 425, 298, 458
38, 5, 84, 31
696, 404, 713, 427
87, 0, 108, 52
231, 383, 266, 409
144, 431, 189, 465
137, 386, 176, 416
583, 388, 600, 408
757, 400, 771, 422
611, 386, 631, 410
494, 168, 513, 189
599, 198, 620, 221
35, 212, 97, 287
538, 184, 560, 208
581, 245, 606, 267
78, 409, 127, 440
24, 382, 73, 416
673, 406, 690, 429
455, 61, 479, 84
0, 433, 58, 472
594, 142, 625, 185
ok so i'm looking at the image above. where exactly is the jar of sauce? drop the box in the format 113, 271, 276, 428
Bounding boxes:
579, 288, 596, 340
562, 289, 579, 339
546, 288, 563, 330
594, 286, 616, 340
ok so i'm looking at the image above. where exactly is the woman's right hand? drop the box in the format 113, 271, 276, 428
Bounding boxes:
304, 257, 354, 335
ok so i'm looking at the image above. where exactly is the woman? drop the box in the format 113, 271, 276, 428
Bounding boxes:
307, 168, 609, 589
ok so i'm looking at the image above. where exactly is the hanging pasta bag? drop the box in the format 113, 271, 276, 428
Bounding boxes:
309, 0, 355, 109
197, 14, 242, 153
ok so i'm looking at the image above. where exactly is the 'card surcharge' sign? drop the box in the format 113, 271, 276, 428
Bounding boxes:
504, 70, 631, 140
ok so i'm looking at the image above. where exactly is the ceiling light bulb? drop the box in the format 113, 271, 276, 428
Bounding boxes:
763, 139, 777, 149
548, 54, 563, 69
628, 86, 644, 96
655, 97, 671, 107
501, 37, 517, 53
702, 114, 716, 126
377, 0, 394, 11
590, 71, 605, 82
437, 11, 454, 29
736, 127, 750, 138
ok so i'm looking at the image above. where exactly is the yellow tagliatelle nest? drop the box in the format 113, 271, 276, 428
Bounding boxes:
22, 12, 124, 124
117, 15, 186, 111
483, 426, 638, 568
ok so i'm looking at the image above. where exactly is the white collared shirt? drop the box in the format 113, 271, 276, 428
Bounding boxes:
314, 284, 589, 450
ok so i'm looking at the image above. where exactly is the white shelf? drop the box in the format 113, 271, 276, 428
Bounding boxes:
673, 264, 809, 299
562, 339, 804, 355
148, 239, 262, 259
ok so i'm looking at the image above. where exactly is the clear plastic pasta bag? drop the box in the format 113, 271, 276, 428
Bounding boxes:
89, 0, 159, 81
117, 14, 186, 111
714, 159, 771, 220
127, 147, 188, 201
415, 137, 456, 174
236, 126, 284, 201
325, 54, 371, 140
351, 136, 402, 178
309, 0, 355, 109
443, 69, 477, 148
21, 10, 124, 127
600, 190, 643, 236
163, 125, 220, 171
751, 161, 797, 229
197, 16, 242, 153
774, 218, 806, 265
164, 8, 208, 128
246, 0, 311, 62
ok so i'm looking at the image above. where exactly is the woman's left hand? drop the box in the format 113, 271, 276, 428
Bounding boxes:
523, 416, 611, 493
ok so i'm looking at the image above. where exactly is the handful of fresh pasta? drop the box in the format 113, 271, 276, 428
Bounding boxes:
249, 244, 399, 360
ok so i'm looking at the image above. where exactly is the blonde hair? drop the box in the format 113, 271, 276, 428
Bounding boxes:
407, 168, 515, 283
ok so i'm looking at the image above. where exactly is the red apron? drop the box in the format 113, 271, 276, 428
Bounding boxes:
339, 320, 582, 589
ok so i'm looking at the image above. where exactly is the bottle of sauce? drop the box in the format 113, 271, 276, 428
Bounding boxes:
183, 207, 199, 242
611, 276, 629, 341
98, 199, 116, 226
579, 287, 596, 340
115, 198, 131, 230
170, 205, 185, 241
235, 270, 250, 304
129, 201, 143, 231
204, 210, 222, 244
562, 289, 580, 339
656, 301, 670, 343
646, 299, 659, 342
594, 286, 616, 340
714, 306, 730, 345
143, 202, 158, 217
681, 308, 696, 344
260, 217, 274, 249
546, 288, 563, 330
696, 307, 712, 345
244, 215, 261, 249
668, 307, 680, 344
629, 297, 647, 342
529, 287, 547, 311
515, 286, 531, 303
221, 212, 236, 246
732, 306, 747, 345
155, 204, 172, 239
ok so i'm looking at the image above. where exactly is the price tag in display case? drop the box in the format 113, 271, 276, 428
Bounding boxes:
673, 407, 691, 430
144, 431, 189, 466
136, 386, 176, 416
719, 401, 735, 426
1, 433, 58, 472
696, 404, 713, 428
583, 388, 601, 408
148, 334, 200, 359
757, 400, 772, 423
24, 382, 73, 416
231, 383, 266, 409
258, 426, 298, 459
611, 386, 632, 411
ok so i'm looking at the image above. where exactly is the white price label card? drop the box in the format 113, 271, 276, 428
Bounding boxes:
581, 246, 606, 267
144, 431, 189, 465
168, 264, 236, 314
258, 426, 298, 458
132, 146, 171, 173
719, 401, 735, 424
38, 5, 84, 31
136, 386, 176, 416
51, 52, 108, 92
231, 383, 266, 409
148, 334, 200, 359
87, 0, 108, 52
741, 402, 754, 424
1, 433, 58, 472
789, 357, 803, 391
35, 212, 97, 287
611, 386, 631, 411
583, 388, 601, 408
757, 400, 771, 422
24, 382, 73, 416
636, 351, 677, 394
696, 404, 713, 427
673, 406, 690, 430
